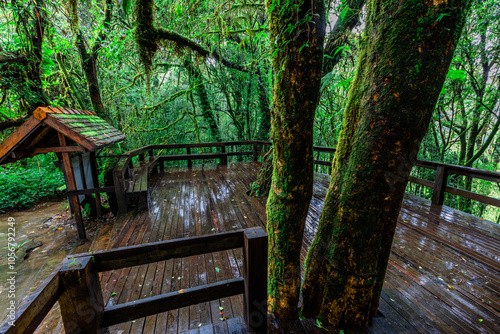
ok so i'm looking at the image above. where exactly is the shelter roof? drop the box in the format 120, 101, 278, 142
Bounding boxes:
0, 107, 125, 164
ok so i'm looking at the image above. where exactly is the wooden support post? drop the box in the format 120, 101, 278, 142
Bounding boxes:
160, 159, 165, 173
59, 256, 105, 334
243, 228, 268, 333
432, 165, 448, 206
90, 152, 102, 217
148, 149, 154, 160
113, 169, 128, 215
221, 144, 227, 165
252, 143, 258, 162
187, 147, 192, 168
59, 134, 86, 240
139, 153, 145, 162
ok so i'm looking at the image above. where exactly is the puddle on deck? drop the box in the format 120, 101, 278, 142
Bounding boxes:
0, 201, 90, 324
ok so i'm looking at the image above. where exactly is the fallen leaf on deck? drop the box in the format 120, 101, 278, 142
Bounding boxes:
215, 267, 220, 273
478, 319, 483, 322
219, 306, 224, 311
178, 289, 186, 294
111, 292, 116, 297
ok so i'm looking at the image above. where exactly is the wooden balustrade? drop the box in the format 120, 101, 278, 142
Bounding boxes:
111, 140, 500, 213
0, 228, 268, 334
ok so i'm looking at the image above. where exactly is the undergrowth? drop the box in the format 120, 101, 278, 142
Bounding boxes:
0, 156, 65, 213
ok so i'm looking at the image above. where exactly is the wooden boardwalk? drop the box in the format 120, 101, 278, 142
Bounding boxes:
35, 162, 500, 333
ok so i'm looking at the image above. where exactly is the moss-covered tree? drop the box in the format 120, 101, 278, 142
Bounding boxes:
67, 0, 113, 119
265, 0, 326, 318
301, 0, 473, 326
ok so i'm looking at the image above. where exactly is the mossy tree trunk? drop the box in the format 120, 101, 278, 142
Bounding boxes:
265, 0, 326, 318
68, 0, 113, 119
301, 0, 473, 326
184, 59, 222, 142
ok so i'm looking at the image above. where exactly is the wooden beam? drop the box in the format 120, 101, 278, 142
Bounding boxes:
0, 262, 64, 334
0, 116, 42, 164
408, 176, 434, 189
66, 187, 115, 196
58, 257, 104, 334
90, 152, 102, 217
243, 228, 268, 333
102, 278, 245, 327
73, 230, 244, 272
313, 146, 336, 153
44, 115, 96, 151
13, 146, 85, 159
26, 125, 52, 149
444, 185, 500, 208
431, 165, 448, 206
59, 133, 86, 240
314, 160, 331, 166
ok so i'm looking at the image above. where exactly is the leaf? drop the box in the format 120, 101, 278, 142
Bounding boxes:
178, 289, 186, 294
478, 319, 483, 322
447, 68, 466, 81
215, 267, 220, 273
110, 292, 116, 297
122, 0, 131, 16
219, 306, 224, 311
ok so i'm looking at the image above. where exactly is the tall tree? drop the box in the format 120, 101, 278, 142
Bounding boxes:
265, 0, 326, 318
0, 0, 48, 129
67, 0, 113, 119
301, 0, 473, 326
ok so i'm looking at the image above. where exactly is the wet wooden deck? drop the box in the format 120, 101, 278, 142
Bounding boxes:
35, 162, 500, 333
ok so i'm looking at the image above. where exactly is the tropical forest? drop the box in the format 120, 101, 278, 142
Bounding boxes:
0, 0, 499, 333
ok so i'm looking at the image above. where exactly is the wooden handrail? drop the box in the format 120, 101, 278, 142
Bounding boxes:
0, 228, 268, 334
112, 140, 500, 211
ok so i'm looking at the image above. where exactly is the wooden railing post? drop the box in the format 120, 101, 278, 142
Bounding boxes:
222, 144, 227, 165
113, 168, 128, 215
59, 256, 104, 334
187, 146, 192, 168
252, 143, 258, 162
139, 153, 145, 162
432, 165, 448, 206
159, 159, 165, 173
243, 227, 268, 333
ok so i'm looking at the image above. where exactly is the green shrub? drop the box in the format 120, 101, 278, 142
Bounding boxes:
0, 159, 65, 213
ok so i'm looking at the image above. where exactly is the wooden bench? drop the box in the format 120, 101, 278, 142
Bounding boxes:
124, 157, 160, 209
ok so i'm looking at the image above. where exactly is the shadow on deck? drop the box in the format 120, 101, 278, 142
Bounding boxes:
33, 162, 500, 333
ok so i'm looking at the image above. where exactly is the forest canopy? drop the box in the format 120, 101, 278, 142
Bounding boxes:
0, 0, 498, 329
0, 2, 498, 219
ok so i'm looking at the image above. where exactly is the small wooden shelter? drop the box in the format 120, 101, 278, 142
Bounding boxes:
0, 106, 125, 239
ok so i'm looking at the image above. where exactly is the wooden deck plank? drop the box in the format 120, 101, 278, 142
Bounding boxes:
33, 161, 500, 334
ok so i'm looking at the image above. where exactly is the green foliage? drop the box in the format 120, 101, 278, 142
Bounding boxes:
0, 158, 65, 213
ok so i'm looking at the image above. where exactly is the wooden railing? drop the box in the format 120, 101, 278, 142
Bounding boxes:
410, 160, 500, 207
112, 141, 337, 214
112, 140, 500, 212
0, 227, 268, 334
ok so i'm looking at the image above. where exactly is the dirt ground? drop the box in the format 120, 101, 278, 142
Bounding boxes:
0, 200, 115, 324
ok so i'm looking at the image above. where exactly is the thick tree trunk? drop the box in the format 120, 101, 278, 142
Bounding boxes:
265, 0, 326, 318
69, 0, 112, 119
302, 0, 472, 326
